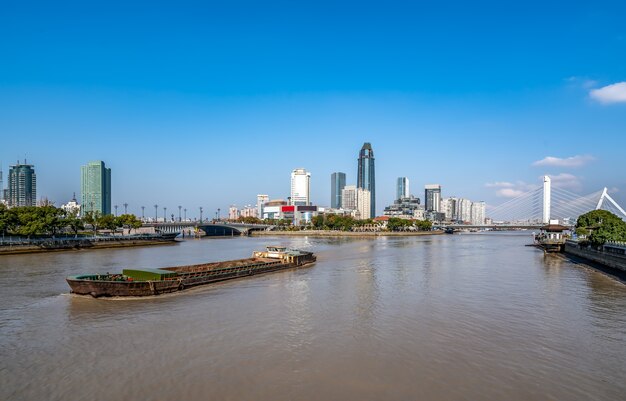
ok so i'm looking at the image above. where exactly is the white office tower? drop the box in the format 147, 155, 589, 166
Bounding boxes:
291, 168, 311, 206
356, 188, 371, 220
257, 194, 269, 217
341, 185, 357, 210
471, 201, 486, 225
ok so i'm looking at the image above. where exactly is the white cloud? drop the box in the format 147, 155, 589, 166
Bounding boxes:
545, 173, 582, 191
485, 181, 537, 197
532, 155, 594, 168
590, 82, 626, 104
485, 182, 515, 188
566, 76, 598, 89
495, 188, 526, 198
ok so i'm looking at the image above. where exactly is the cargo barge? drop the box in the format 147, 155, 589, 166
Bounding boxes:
67, 246, 316, 297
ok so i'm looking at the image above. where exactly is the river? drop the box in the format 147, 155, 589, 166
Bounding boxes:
1, 232, 625, 400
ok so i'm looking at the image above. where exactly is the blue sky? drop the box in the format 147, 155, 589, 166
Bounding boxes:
1, 0, 625, 217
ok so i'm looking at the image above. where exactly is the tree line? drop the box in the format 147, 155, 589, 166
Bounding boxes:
0, 204, 142, 238
233, 214, 432, 231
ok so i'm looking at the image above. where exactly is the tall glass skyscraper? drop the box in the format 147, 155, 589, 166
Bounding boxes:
81, 161, 111, 215
396, 177, 409, 200
7, 161, 37, 206
330, 172, 346, 209
357, 142, 376, 217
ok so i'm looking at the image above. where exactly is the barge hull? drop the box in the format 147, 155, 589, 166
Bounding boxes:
67, 254, 315, 297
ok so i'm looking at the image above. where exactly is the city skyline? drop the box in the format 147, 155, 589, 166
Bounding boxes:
1, 1, 625, 216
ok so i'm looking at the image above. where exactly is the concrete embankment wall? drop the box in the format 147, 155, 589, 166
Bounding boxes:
251, 230, 444, 237
564, 242, 626, 272
0, 239, 176, 255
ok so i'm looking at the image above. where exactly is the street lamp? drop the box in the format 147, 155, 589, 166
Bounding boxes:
114, 205, 118, 216
178, 206, 182, 222
154, 204, 158, 221
199, 207, 203, 223
184, 208, 187, 221
141, 206, 145, 220
218, 208, 221, 221
164, 207, 167, 222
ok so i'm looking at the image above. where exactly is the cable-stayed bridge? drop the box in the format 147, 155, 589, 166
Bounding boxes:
485, 176, 626, 227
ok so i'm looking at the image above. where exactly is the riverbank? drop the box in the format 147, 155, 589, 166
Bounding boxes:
564, 240, 626, 272
250, 230, 444, 237
0, 236, 178, 255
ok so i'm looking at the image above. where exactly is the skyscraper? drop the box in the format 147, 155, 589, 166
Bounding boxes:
424, 184, 442, 212
81, 161, 111, 215
331, 172, 346, 209
6, 160, 37, 206
290, 168, 311, 206
7, 161, 37, 207
357, 142, 376, 217
396, 177, 409, 200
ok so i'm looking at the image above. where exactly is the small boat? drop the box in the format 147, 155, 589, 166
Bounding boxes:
66, 246, 316, 297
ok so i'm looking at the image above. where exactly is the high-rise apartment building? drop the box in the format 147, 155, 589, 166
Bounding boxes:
7, 161, 37, 207
396, 177, 409, 200
81, 161, 111, 215
290, 168, 311, 206
357, 143, 376, 217
257, 194, 269, 217
441, 197, 457, 221
471, 201, 486, 225
341, 185, 357, 210
424, 184, 441, 212
331, 172, 346, 209
457, 198, 472, 223
229, 205, 240, 221
356, 188, 371, 220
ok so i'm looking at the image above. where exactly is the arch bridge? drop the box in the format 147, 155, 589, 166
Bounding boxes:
143, 222, 273, 236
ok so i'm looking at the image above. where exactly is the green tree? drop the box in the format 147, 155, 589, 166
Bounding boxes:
15, 207, 45, 238
0, 205, 18, 235
82, 211, 102, 234
115, 214, 142, 229
64, 214, 85, 236
97, 214, 117, 230
577, 210, 626, 245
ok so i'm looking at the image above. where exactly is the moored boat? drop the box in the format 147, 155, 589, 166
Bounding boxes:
67, 246, 316, 297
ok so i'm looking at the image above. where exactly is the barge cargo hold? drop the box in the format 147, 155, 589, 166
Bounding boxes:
66, 246, 316, 297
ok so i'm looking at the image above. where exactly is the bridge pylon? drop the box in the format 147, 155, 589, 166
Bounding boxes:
543, 175, 551, 224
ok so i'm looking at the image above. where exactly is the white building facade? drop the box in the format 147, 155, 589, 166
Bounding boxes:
470, 201, 486, 225
341, 185, 357, 210
356, 188, 371, 220
290, 168, 311, 206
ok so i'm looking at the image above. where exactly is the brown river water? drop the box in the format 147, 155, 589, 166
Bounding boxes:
1, 232, 626, 401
